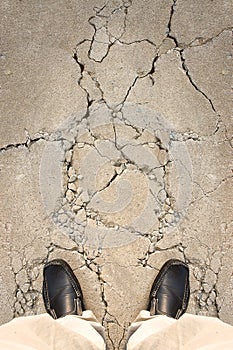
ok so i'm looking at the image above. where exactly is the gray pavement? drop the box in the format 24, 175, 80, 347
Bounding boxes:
0, 1, 232, 349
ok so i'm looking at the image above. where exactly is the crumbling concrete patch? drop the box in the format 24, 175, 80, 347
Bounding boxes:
0, 1, 232, 349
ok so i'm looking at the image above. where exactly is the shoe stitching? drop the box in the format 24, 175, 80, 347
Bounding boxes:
50, 308, 57, 319
182, 273, 190, 308
43, 279, 50, 310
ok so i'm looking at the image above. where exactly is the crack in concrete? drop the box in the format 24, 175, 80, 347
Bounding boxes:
9, 239, 45, 317
94, 0, 226, 117
0, 1, 231, 349
45, 242, 113, 329
164, 1, 221, 118
118, 38, 157, 47
0, 131, 50, 153
44, 243, 127, 348
8, 1, 228, 347
187, 27, 233, 48
51, 105, 178, 242
167, 0, 177, 37
51, 103, 187, 284
191, 175, 233, 205
72, 50, 105, 109
87, 0, 132, 63
74, 247, 126, 347
44, 242, 125, 345
178, 49, 216, 113
180, 237, 226, 317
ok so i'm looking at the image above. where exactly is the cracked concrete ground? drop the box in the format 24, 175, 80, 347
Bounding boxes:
0, 1, 232, 349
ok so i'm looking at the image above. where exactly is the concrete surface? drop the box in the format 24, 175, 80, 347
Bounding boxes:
0, 1, 232, 349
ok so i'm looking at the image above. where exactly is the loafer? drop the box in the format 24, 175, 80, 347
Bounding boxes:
43, 259, 84, 319
148, 259, 190, 319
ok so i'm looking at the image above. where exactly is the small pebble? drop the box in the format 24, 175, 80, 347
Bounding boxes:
21, 283, 30, 293
193, 267, 202, 280
89, 263, 98, 273
191, 133, 199, 140
158, 190, 167, 202
148, 243, 155, 253
78, 245, 84, 253
66, 189, 74, 202
76, 187, 83, 195
221, 69, 228, 75
68, 183, 76, 191
151, 235, 157, 243
68, 167, 76, 177
199, 300, 206, 307
26, 300, 34, 308
148, 142, 155, 148
77, 142, 85, 148
15, 302, 23, 313
16, 290, 23, 301
116, 166, 124, 175
209, 290, 216, 302
62, 140, 73, 151
165, 213, 174, 223
65, 150, 72, 163
72, 205, 81, 212
59, 213, 68, 224
124, 0, 132, 7
68, 175, 77, 183
203, 283, 212, 294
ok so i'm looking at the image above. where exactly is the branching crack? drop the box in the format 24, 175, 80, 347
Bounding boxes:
165, 7, 217, 118
0, 132, 50, 153
179, 50, 216, 113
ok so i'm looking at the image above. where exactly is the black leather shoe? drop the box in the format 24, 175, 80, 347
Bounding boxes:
148, 259, 190, 319
43, 259, 84, 319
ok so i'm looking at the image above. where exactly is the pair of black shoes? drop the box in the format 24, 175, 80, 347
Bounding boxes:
43, 259, 190, 320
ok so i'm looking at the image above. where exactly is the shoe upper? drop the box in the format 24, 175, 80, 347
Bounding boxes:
43, 259, 84, 319
149, 259, 190, 319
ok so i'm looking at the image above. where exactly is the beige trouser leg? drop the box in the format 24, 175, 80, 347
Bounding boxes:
127, 311, 233, 350
0, 311, 105, 350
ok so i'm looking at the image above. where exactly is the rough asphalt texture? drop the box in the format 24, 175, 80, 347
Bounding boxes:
0, 1, 232, 349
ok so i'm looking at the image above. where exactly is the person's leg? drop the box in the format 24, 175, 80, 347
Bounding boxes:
127, 312, 233, 350
43, 258, 105, 348
0, 259, 105, 350
126, 259, 233, 350
42, 258, 105, 344
0, 313, 104, 350
126, 259, 189, 349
